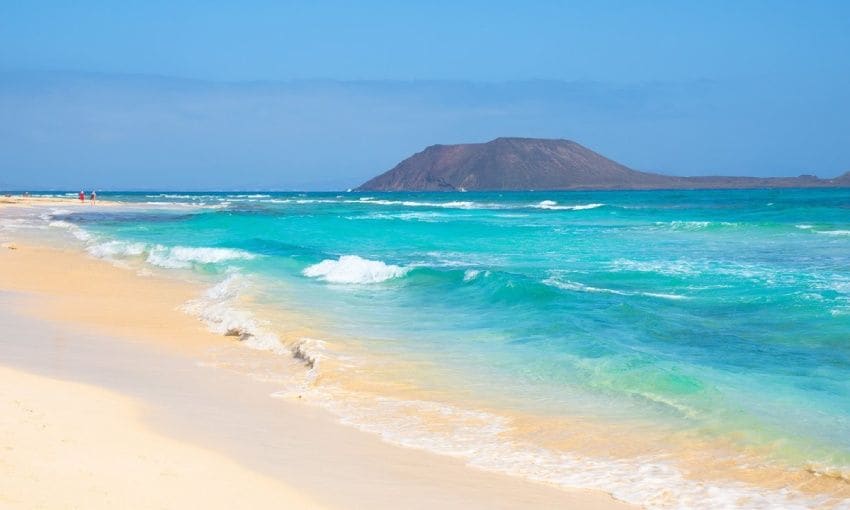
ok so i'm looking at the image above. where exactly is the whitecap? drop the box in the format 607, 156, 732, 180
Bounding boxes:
87, 240, 147, 258
147, 245, 256, 269
533, 200, 605, 211
610, 259, 699, 277
343, 199, 501, 210
641, 292, 689, 300
662, 221, 711, 230
543, 277, 688, 300
303, 255, 408, 284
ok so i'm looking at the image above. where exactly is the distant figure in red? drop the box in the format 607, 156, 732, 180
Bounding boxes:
90, 191, 97, 204
78, 191, 85, 202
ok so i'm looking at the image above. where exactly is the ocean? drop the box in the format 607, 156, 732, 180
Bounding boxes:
7, 188, 850, 508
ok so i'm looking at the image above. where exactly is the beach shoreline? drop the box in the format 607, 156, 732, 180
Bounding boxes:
4, 195, 849, 508
1, 194, 120, 207
0, 204, 633, 509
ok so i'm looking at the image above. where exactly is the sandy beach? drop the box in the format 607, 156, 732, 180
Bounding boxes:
0, 201, 633, 509
0, 195, 119, 207
0, 365, 321, 509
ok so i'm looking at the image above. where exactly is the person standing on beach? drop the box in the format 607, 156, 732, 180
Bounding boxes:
90, 191, 96, 204
78, 191, 85, 202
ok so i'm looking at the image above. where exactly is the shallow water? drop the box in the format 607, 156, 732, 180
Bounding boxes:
10, 189, 850, 508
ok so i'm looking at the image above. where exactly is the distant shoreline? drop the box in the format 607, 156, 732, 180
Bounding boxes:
357, 138, 850, 191
3, 185, 850, 196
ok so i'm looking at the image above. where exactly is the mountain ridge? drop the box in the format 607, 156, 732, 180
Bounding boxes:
357, 138, 849, 191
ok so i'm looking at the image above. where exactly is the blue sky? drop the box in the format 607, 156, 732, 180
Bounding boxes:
1, 1, 849, 189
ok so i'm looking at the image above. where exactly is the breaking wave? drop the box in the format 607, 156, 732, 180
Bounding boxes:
543, 276, 689, 300
533, 200, 605, 210
86, 240, 147, 258
147, 246, 256, 268
609, 258, 700, 277
48, 220, 93, 241
84, 239, 256, 269
303, 255, 409, 284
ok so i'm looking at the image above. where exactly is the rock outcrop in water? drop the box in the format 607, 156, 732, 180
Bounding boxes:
357, 138, 850, 191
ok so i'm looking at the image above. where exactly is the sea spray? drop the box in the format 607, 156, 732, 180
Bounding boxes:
303, 255, 408, 284
147, 246, 256, 268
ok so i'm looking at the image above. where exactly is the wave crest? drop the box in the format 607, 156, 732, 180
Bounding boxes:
87, 240, 147, 258
147, 246, 256, 268
533, 200, 605, 210
543, 276, 688, 300
48, 220, 93, 241
303, 255, 408, 284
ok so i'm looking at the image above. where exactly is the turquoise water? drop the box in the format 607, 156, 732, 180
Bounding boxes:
19, 189, 850, 507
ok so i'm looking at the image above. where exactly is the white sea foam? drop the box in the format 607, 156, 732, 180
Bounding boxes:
350, 212, 449, 222
795, 224, 815, 229
653, 221, 739, 231
665, 221, 710, 230
303, 255, 408, 284
88, 241, 256, 268
260, 196, 607, 212
143, 200, 229, 210
0, 217, 47, 232
182, 274, 285, 354
144, 193, 212, 199
147, 245, 256, 269
543, 277, 688, 300
641, 292, 689, 300
271, 383, 824, 510
533, 200, 605, 211
183, 275, 331, 377
610, 259, 700, 277
47, 220, 92, 241
346, 199, 484, 209
87, 240, 147, 258
544, 278, 630, 295
463, 269, 480, 281
817, 230, 850, 236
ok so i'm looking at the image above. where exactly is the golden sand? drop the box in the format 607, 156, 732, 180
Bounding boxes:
0, 242, 218, 354
0, 366, 322, 509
